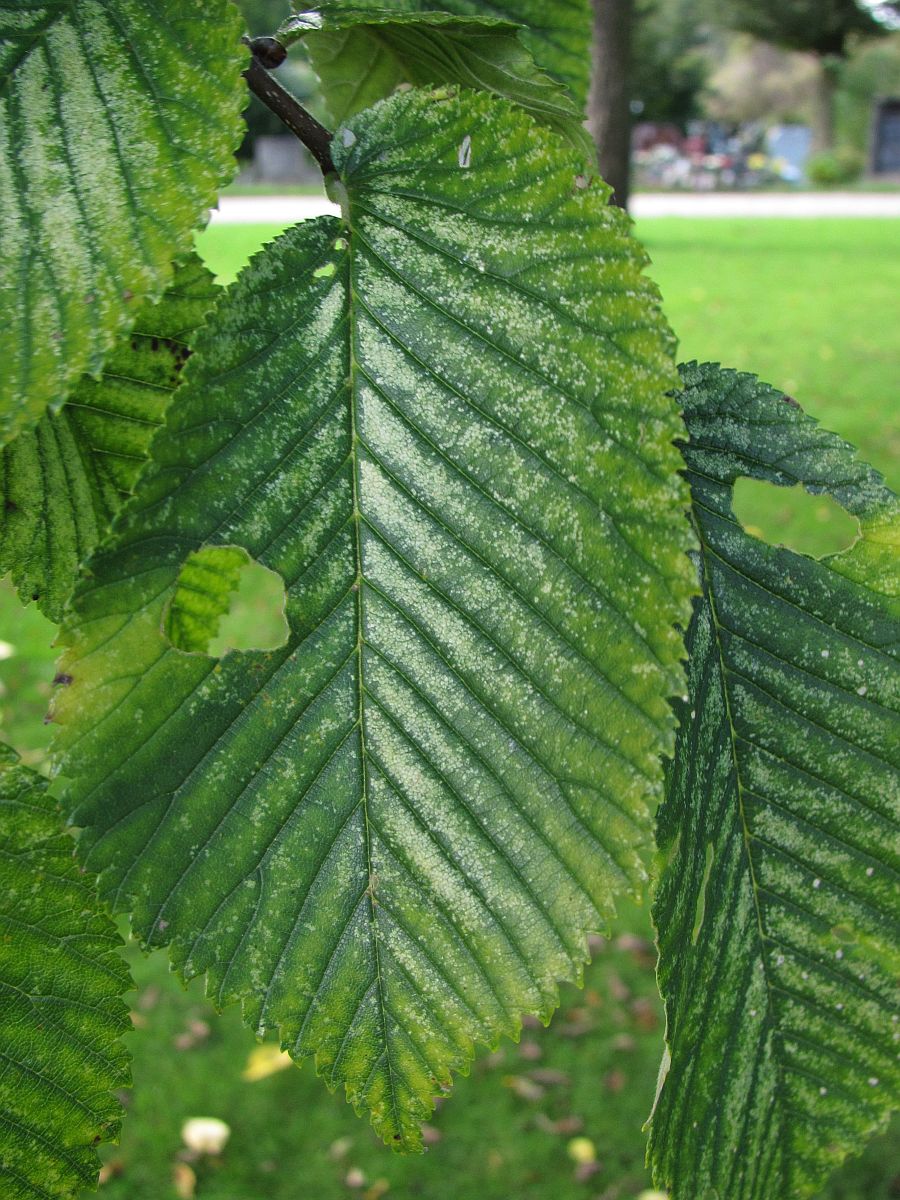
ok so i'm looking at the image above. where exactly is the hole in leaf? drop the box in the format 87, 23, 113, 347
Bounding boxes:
732, 478, 859, 560
165, 546, 289, 655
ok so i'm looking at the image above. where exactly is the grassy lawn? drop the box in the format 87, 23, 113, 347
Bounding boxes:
0, 217, 896, 1199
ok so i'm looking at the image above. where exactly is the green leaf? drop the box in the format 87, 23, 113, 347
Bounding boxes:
280, 6, 592, 154
0, 254, 219, 623
165, 545, 255, 654
0, 744, 132, 1198
0, 0, 246, 443
53, 88, 695, 1150
649, 363, 900, 1199
302, 0, 593, 109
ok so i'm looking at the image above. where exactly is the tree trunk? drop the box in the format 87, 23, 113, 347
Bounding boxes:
588, 0, 635, 208
810, 55, 840, 155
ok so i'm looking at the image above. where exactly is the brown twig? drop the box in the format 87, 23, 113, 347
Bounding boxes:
242, 49, 335, 176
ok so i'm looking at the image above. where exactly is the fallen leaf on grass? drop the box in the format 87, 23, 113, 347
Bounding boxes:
526, 1068, 570, 1087
603, 1069, 627, 1094
552, 1115, 584, 1135
172, 1162, 196, 1199
629, 998, 659, 1031
98, 1160, 124, 1185
174, 1019, 211, 1050
136, 984, 161, 1011
242, 1043, 293, 1081
574, 1160, 601, 1182
421, 1124, 442, 1146
503, 1074, 545, 1102
567, 1136, 596, 1165
607, 973, 631, 1002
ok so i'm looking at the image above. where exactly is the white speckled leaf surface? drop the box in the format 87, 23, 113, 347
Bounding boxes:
0, 0, 245, 442
53, 88, 695, 1149
650, 363, 900, 1200
0, 254, 218, 622
0, 745, 131, 1199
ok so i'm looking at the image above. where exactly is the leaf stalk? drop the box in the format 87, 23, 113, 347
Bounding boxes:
242, 47, 336, 176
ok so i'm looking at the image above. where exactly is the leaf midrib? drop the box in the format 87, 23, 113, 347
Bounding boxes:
691, 506, 790, 1188
346, 211, 404, 1139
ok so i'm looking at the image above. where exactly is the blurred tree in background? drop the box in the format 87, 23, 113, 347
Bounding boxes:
229, 0, 900, 189
705, 37, 819, 125
590, 0, 711, 209
711, 0, 897, 150
632, 0, 711, 124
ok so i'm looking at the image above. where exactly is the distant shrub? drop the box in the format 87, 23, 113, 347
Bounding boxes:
807, 145, 865, 185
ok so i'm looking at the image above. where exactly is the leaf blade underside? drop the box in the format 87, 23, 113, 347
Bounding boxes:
281, 6, 592, 153
649, 363, 900, 1200
0, 254, 219, 622
0, 0, 245, 442
0, 745, 132, 1199
53, 89, 695, 1150
302, 0, 593, 109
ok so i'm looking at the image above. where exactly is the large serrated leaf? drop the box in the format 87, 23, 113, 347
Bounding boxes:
281, 6, 592, 154
52, 88, 695, 1150
0, 0, 245, 443
0, 744, 132, 1198
0, 254, 219, 623
312, 0, 593, 108
649, 362, 900, 1200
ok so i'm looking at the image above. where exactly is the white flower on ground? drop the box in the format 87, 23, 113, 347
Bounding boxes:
181, 1116, 231, 1155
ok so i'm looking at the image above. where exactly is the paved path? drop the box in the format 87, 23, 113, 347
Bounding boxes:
211, 190, 900, 225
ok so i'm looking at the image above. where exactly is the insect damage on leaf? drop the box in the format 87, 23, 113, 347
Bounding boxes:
53, 88, 695, 1151
650, 363, 900, 1200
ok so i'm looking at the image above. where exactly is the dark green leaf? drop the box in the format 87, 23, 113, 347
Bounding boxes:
0, 254, 219, 622
302, 0, 593, 108
0, 744, 132, 1198
650, 362, 900, 1200
281, 5, 592, 153
53, 89, 695, 1150
0, 0, 245, 442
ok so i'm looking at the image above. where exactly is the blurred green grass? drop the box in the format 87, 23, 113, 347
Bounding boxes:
0, 216, 896, 1199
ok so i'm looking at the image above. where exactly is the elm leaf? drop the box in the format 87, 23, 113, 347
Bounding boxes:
0, 745, 131, 1198
281, 5, 592, 153
53, 89, 695, 1150
0, 254, 219, 622
650, 363, 900, 1200
0, 0, 245, 441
